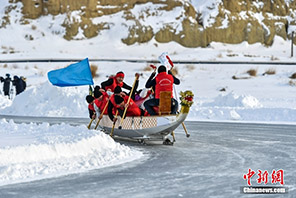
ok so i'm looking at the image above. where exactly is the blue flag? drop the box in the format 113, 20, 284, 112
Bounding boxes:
48, 58, 94, 87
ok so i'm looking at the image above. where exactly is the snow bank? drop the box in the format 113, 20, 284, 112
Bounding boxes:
1, 82, 89, 117
188, 92, 296, 122
205, 92, 262, 108
0, 119, 143, 186
0, 94, 12, 109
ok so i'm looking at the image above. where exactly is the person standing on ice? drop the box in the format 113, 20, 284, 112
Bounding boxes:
20, 76, 26, 91
1, 74, 12, 99
12, 75, 25, 95
0, 76, 3, 95
144, 65, 180, 115
101, 71, 139, 99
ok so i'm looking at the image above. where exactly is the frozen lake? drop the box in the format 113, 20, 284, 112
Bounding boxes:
0, 121, 295, 198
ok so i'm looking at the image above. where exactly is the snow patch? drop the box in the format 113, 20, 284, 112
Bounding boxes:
0, 94, 12, 109
0, 119, 143, 186
1, 82, 89, 117
205, 92, 262, 108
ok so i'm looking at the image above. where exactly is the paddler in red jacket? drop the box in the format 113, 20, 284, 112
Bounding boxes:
86, 95, 96, 119
101, 71, 139, 98
108, 84, 147, 122
113, 95, 142, 118
144, 65, 180, 115
94, 90, 109, 115
107, 86, 126, 122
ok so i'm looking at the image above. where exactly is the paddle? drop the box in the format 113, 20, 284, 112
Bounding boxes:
171, 131, 176, 142
150, 64, 157, 71
94, 100, 109, 130
118, 74, 139, 129
182, 122, 190, 138
110, 110, 118, 137
167, 55, 190, 138
87, 117, 94, 129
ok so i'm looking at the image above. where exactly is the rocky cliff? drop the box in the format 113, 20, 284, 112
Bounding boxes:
2, 0, 296, 47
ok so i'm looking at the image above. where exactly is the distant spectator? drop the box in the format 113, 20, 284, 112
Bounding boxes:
12, 75, 25, 95
0, 76, 3, 95
1, 74, 12, 99
20, 76, 27, 91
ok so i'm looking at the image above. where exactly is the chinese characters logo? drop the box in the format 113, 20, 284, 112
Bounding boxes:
243, 169, 284, 186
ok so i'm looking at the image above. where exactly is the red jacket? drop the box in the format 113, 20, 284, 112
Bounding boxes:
109, 94, 119, 115
122, 95, 142, 116
94, 92, 109, 115
111, 95, 141, 117
88, 103, 95, 111
104, 77, 123, 92
155, 72, 173, 99
135, 90, 152, 107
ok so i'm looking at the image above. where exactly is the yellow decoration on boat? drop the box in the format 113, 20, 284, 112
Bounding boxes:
179, 90, 194, 107
179, 90, 194, 114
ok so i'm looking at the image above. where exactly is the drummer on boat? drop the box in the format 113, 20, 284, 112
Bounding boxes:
144, 65, 180, 115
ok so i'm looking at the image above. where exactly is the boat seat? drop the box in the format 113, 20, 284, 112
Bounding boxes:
159, 91, 171, 115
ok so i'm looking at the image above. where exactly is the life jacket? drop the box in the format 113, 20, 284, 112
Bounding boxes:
104, 76, 124, 92
123, 95, 142, 116
94, 92, 109, 115
155, 72, 173, 99
112, 95, 141, 117
109, 95, 116, 114
88, 103, 95, 112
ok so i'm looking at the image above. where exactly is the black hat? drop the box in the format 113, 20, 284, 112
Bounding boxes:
94, 90, 102, 98
158, 65, 166, 73
6, 73, 10, 77
136, 89, 142, 94
114, 95, 124, 104
114, 86, 122, 94
94, 85, 100, 92
86, 95, 94, 103
93, 85, 101, 97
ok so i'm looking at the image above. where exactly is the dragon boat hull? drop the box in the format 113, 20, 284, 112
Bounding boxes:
98, 105, 190, 141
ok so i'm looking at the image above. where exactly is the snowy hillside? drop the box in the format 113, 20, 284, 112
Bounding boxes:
1, 0, 296, 56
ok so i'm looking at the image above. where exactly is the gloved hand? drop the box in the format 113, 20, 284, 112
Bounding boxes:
107, 90, 113, 96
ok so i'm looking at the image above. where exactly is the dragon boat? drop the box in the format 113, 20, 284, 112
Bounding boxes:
97, 91, 194, 144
